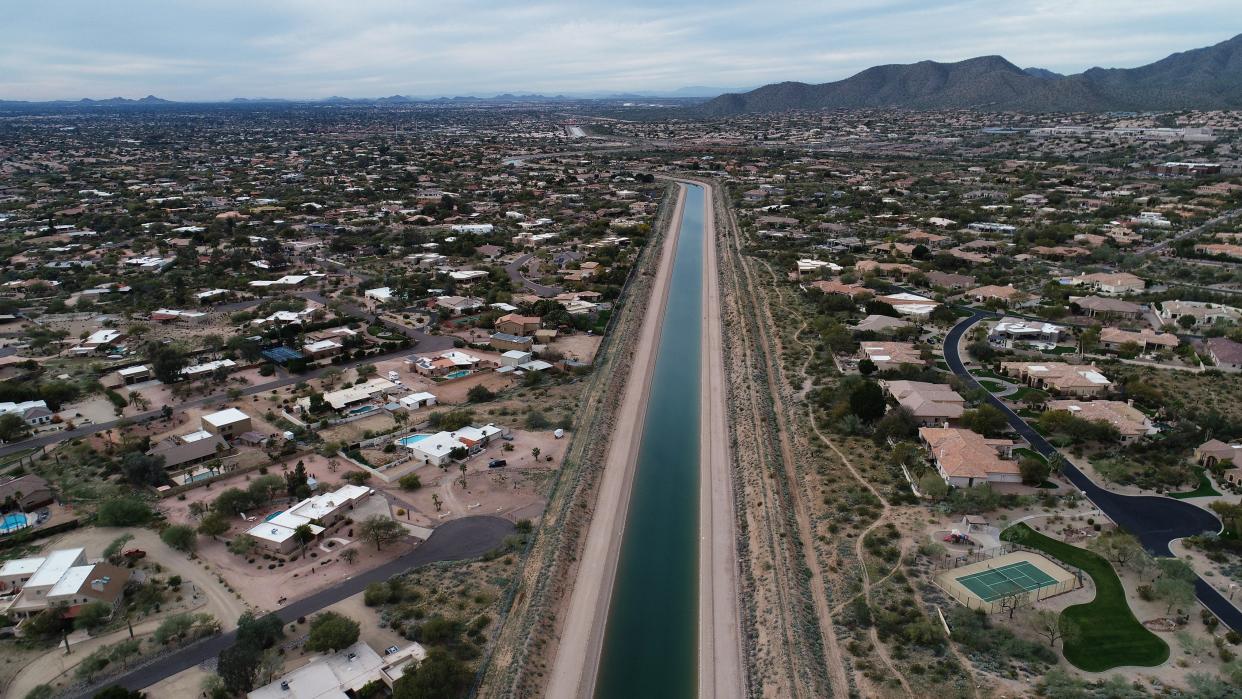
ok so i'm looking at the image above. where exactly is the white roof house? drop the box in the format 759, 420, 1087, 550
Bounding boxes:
398, 392, 437, 408
84, 329, 122, 347
24, 548, 87, 590
181, 359, 237, 377
364, 287, 393, 302
202, 408, 251, 430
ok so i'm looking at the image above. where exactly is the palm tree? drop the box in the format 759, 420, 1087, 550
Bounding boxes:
431, 493, 442, 512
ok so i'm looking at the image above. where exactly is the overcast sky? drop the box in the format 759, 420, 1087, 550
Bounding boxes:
2, 0, 1240, 101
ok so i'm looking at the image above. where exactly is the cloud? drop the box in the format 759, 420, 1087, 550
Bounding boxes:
0, 0, 1238, 99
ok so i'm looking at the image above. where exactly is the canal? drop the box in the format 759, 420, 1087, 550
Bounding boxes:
595, 183, 705, 698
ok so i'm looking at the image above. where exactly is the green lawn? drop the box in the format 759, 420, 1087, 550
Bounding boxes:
1009, 386, 1049, 403
1000, 523, 1169, 671
977, 379, 1006, 392
1170, 468, 1222, 499
1012, 448, 1046, 463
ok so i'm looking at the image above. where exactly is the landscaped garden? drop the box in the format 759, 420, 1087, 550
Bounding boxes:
1001, 523, 1169, 671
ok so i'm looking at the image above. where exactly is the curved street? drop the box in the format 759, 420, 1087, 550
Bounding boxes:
69, 516, 515, 698
944, 312, 1241, 631
504, 253, 563, 298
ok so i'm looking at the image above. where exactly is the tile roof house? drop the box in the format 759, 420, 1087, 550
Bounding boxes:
919, 427, 1020, 488
1153, 301, 1242, 328
1206, 337, 1242, 370
1001, 362, 1112, 396
1045, 400, 1157, 443
1073, 296, 1143, 319
1099, 327, 1179, 352
881, 380, 966, 426
859, 342, 924, 371
1070, 272, 1145, 295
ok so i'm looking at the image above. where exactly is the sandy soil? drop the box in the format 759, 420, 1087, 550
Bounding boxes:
544, 184, 687, 699
696, 180, 745, 698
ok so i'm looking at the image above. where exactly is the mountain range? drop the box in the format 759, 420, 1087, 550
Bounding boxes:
698, 33, 1242, 115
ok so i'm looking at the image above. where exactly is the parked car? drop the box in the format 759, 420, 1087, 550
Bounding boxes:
488, 459, 507, 469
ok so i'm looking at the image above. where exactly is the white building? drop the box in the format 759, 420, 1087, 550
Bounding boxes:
248, 642, 425, 699
243, 484, 372, 555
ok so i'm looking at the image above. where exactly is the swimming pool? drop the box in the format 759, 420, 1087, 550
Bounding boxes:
348, 405, 375, 416
445, 369, 471, 379
264, 510, 285, 522
0, 512, 30, 535
397, 434, 432, 447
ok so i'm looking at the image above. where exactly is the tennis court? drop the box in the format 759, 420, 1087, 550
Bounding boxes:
261, 346, 305, 364
957, 561, 1058, 602
935, 550, 1078, 613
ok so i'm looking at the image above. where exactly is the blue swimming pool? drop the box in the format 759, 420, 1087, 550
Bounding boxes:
348, 405, 375, 416
397, 434, 432, 447
445, 369, 471, 379
0, 512, 30, 535
264, 510, 285, 522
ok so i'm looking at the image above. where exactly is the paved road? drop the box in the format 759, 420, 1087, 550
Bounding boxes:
944, 312, 1242, 631
71, 516, 515, 697
504, 253, 563, 297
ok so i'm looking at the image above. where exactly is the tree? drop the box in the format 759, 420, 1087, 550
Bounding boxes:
303, 612, 361, 652
960, 404, 1008, 437
392, 648, 471, 699
1178, 314, 1197, 329
293, 524, 316, 548
120, 452, 167, 487
1154, 577, 1196, 615
1088, 530, 1145, 570
918, 472, 949, 501
218, 641, 261, 695
1079, 327, 1100, 354
1018, 456, 1051, 485
213, 487, 255, 516
356, 364, 377, 380
0, 414, 30, 443
848, 381, 886, 423
285, 461, 310, 499
96, 497, 153, 526
236, 611, 285, 649
857, 358, 877, 376
998, 591, 1026, 619
467, 385, 496, 403
198, 511, 231, 538
358, 515, 405, 551
340, 548, 359, 565
75, 601, 114, 632
161, 524, 197, 552
228, 534, 258, 556
150, 346, 187, 384
398, 474, 422, 491
1027, 608, 1070, 647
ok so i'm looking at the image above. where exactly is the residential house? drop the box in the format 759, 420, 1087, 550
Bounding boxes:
1154, 301, 1242, 328
244, 485, 372, 555
1073, 296, 1142, 319
1001, 362, 1112, 396
967, 285, 1026, 306
1099, 327, 1178, 353
919, 427, 1020, 488
247, 641, 426, 699
1207, 337, 1242, 370
1069, 272, 1145, 295
881, 380, 965, 426
0, 475, 54, 511
859, 342, 924, 371
201, 408, 253, 440
989, 318, 1065, 348
495, 314, 541, 337
1045, 400, 1157, 443
0, 547, 130, 618
0, 400, 53, 427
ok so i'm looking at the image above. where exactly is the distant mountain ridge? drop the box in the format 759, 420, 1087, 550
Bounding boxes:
698, 33, 1242, 115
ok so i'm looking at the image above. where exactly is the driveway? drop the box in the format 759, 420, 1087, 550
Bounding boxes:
944, 312, 1241, 631
68, 516, 514, 698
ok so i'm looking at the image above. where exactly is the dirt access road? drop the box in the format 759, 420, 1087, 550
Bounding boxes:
695, 179, 745, 699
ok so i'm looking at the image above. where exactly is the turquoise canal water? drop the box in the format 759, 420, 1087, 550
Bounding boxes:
595, 183, 705, 699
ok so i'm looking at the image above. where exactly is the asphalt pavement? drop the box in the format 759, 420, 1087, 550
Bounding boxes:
944, 312, 1242, 631
70, 515, 515, 697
